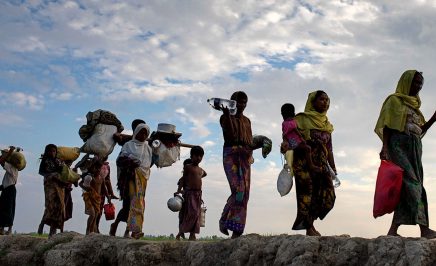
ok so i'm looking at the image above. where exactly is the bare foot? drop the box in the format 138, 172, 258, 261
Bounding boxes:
421, 228, 436, 239
37, 223, 44, 235
176, 232, 185, 241
109, 223, 117, 236
306, 227, 318, 236
131, 232, 144, 240
189, 233, 196, 241
219, 221, 229, 236
231, 232, 242, 239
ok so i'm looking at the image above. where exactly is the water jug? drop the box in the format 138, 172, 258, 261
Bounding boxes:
207, 98, 237, 115
326, 163, 341, 188
167, 194, 184, 212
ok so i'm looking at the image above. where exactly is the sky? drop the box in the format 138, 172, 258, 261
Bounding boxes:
1, 0, 436, 238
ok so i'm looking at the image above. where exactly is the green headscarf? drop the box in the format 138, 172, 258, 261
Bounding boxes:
295, 91, 334, 140
374, 70, 425, 140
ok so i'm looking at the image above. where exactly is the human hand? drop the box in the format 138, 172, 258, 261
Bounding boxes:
221, 104, 230, 116
379, 146, 389, 160
280, 141, 289, 154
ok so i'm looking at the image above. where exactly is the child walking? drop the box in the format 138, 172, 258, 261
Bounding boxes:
79, 157, 109, 235
281, 103, 320, 173
0, 146, 18, 235
176, 146, 206, 241
175, 158, 192, 240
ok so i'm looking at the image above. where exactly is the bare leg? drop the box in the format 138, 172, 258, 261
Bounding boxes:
37, 217, 44, 235
306, 226, 319, 236
420, 225, 436, 239
387, 221, 400, 236
110, 220, 119, 236
49, 226, 56, 237
123, 227, 130, 238
86, 209, 96, 235
95, 213, 101, 234
0, 227, 4, 235
6, 226, 12, 235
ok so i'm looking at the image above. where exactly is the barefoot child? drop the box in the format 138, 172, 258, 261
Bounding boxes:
0, 146, 18, 235
281, 103, 320, 173
79, 158, 109, 235
175, 158, 192, 240
177, 146, 206, 241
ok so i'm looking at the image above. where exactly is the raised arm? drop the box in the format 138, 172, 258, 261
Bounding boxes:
421, 110, 436, 134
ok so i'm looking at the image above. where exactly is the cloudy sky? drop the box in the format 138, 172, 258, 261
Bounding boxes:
1, 0, 436, 238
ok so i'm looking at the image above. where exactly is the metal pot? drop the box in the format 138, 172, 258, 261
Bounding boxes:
167, 194, 184, 212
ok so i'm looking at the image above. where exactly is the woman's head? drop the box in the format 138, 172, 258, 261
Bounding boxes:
311, 90, 329, 113
133, 124, 150, 142
43, 144, 57, 159
409, 71, 424, 96
231, 91, 248, 115
281, 103, 295, 120
396, 70, 423, 97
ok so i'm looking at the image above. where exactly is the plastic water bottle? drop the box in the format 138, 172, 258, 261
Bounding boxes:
207, 98, 237, 115
326, 163, 341, 188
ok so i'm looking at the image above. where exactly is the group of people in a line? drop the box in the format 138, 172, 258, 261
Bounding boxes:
1, 69, 436, 239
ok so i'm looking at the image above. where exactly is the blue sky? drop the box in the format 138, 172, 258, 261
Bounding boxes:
2, 0, 436, 238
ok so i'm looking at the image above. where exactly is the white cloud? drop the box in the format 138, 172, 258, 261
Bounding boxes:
0, 91, 44, 110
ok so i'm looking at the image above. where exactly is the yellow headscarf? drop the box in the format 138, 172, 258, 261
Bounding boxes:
374, 70, 425, 140
295, 91, 334, 140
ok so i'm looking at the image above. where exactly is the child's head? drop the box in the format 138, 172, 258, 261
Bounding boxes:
131, 119, 146, 131
281, 103, 295, 120
43, 144, 57, 159
231, 91, 248, 114
190, 146, 204, 165
183, 158, 192, 167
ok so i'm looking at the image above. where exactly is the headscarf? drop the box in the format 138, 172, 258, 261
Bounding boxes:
374, 70, 425, 140
294, 91, 334, 140
119, 123, 152, 170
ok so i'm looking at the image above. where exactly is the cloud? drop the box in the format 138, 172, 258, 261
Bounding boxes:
0, 91, 44, 110
0, 112, 24, 126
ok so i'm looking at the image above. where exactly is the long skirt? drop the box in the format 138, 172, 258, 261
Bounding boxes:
179, 190, 202, 234
127, 168, 149, 233
220, 146, 252, 234
292, 140, 335, 230
388, 132, 428, 226
42, 175, 65, 229
0, 185, 16, 227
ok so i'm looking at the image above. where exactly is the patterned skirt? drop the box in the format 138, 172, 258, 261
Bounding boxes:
220, 146, 252, 234
292, 140, 335, 230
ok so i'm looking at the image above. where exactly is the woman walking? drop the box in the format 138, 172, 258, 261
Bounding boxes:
219, 91, 253, 239
375, 70, 436, 238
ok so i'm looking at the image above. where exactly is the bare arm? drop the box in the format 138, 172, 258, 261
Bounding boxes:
327, 136, 336, 175
0, 146, 15, 166
220, 107, 235, 140
380, 126, 392, 160
421, 110, 436, 134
